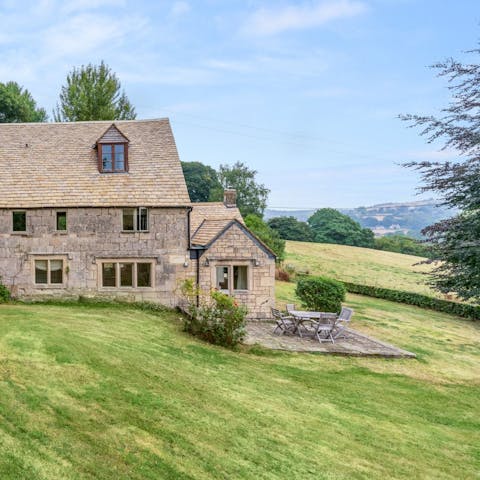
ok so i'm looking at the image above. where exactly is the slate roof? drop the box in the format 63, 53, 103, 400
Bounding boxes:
0, 119, 190, 208
190, 202, 244, 246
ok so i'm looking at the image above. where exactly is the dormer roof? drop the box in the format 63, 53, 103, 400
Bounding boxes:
96, 124, 130, 144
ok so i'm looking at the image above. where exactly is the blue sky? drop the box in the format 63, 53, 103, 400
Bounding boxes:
0, 0, 478, 208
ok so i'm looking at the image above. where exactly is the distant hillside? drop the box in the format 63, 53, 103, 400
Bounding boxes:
265, 199, 454, 238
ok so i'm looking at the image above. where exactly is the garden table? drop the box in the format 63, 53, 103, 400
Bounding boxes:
289, 311, 337, 337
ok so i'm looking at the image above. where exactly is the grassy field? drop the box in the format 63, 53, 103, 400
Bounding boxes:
0, 300, 479, 479
285, 241, 438, 296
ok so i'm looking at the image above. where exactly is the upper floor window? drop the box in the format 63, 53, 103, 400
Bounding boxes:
56, 211, 67, 231
96, 124, 130, 173
12, 211, 26, 232
99, 143, 127, 173
122, 207, 148, 231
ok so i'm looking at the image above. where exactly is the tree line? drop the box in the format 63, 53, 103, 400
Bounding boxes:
267, 210, 431, 257
1, 61, 135, 123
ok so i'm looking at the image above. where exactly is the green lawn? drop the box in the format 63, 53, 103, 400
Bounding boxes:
0, 300, 479, 479
285, 241, 438, 297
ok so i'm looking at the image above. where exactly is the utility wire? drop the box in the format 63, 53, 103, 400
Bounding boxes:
166, 112, 399, 164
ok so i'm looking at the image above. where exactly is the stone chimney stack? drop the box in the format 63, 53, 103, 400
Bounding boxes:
223, 188, 237, 208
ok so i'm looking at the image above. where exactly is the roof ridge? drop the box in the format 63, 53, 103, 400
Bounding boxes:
0, 118, 170, 126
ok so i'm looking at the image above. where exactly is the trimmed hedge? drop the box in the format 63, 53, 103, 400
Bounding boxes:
296, 276, 346, 313
343, 282, 480, 321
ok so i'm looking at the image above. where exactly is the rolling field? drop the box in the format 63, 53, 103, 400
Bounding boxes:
0, 300, 478, 479
284, 241, 438, 297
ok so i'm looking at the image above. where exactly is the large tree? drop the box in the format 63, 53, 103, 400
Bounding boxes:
214, 161, 269, 217
267, 216, 314, 242
54, 61, 136, 121
308, 208, 375, 248
0, 82, 47, 122
401, 47, 480, 301
181, 161, 222, 202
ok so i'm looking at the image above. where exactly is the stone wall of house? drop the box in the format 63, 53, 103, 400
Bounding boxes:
0, 207, 192, 306
194, 223, 275, 320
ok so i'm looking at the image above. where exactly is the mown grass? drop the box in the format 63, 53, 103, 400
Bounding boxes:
0, 299, 479, 479
285, 241, 438, 297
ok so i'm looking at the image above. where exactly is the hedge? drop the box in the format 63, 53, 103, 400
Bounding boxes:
343, 282, 480, 321
296, 276, 345, 313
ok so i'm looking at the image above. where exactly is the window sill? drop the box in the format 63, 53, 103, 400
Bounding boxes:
121, 230, 150, 234
34, 284, 66, 289
54, 231, 68, 235
99, 287, 154, 290
11, 231, 29, 236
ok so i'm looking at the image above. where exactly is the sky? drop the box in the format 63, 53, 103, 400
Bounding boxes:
0, 0, 478, 209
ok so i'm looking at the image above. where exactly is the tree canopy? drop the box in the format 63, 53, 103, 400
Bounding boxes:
244, 214, 285, 262
54, 61, 136, 121
267, 216, 314, 242
181, 161, 222, 202
401, 46, 480, 301
308, 208, 375, 248
214, 162, 269, 217
0, 81, 47, 123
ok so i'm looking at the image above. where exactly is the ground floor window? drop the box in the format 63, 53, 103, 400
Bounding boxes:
34, 259, 64, 285
100, 260, 153, 288
215, 265, 249, 293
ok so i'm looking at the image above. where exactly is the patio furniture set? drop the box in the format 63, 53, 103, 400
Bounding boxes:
271, 304, 354, 343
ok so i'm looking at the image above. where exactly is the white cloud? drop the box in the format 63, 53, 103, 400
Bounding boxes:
243, 0, 367, 36
61, 0, 126, 14
42, 13, 146, 58
170, 1, 190, 17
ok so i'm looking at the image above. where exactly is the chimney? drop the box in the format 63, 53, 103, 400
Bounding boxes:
223, 188, 237, 208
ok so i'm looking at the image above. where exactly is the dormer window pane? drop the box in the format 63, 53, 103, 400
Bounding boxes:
114, 144, 125, 172
102, 145, 113, 172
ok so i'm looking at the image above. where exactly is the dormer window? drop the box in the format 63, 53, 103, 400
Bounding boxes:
96, 124, 130, 173
99, 143, 126, 172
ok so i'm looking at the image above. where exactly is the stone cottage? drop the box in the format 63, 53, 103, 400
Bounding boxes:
0, 119, 275, 318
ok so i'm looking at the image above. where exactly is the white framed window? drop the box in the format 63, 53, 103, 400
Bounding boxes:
99, 260, 154, 288
34, 258, 65, 285
122, 208, 148, 231
215, 265, 249, 293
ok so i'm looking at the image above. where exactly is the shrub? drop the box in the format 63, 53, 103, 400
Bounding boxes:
180, 280, 247, 348
343, 282, 480, 321
296, 276, 346, 313
275, 267, 290, 282
0, 277, 11, 303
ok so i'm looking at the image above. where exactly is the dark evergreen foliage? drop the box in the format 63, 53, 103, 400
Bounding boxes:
401, 47, 480, 301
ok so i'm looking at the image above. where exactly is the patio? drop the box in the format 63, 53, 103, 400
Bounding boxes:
245, 322, 416, 358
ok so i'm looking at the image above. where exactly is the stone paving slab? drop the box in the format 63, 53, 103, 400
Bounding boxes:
245, 322, 416, 358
